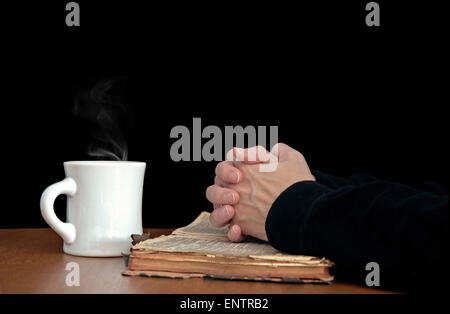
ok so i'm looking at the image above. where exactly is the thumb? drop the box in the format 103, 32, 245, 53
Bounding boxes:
270, 143, 293, 162
226, 146, 271, 164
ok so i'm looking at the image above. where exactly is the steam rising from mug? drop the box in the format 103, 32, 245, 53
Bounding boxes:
70, 78, 132, 161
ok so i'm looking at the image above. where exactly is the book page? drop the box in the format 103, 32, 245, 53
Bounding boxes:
134, 211, 330, 265
134, 234, 281, 257
172, 211, 229, 238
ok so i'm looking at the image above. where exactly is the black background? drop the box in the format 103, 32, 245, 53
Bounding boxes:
1, 1, 447, 228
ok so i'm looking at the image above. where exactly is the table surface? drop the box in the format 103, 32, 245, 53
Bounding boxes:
0, 228, 395, 294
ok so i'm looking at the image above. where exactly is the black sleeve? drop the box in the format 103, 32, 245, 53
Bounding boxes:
265, 176, 449, 291
311, 170, 378, 189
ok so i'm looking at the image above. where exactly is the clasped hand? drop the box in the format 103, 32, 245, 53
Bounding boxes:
205, 143, 315, 242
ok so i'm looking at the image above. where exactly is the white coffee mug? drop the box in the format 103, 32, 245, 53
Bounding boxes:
40, 161, 146, 257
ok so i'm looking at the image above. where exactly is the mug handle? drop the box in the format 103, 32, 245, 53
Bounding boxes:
40, 177, 77, 244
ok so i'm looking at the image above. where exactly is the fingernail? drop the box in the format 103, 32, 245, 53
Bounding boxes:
231, 225, 241, 240
224, 192, 235, 204
234, 148, 244, 161
223, 206, 231, 218
229, 171, 239, 183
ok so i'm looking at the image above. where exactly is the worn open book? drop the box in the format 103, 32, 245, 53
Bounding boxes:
123, 211, 334, 283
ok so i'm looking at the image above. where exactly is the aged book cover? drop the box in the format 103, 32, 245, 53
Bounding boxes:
123, 212, 334, 283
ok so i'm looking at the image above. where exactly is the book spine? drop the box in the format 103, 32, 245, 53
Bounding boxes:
128, 256, 332, 280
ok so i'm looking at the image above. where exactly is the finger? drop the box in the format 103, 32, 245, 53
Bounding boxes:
227, 224, 246, 242
215, 161, 242, 184
205, 185, 239, 205
226, 146, 271, 164
214, 175, 229, 188
210, 205, 234, 228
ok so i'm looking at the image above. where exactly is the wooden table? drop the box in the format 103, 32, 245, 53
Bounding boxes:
0, 228, 395, 294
